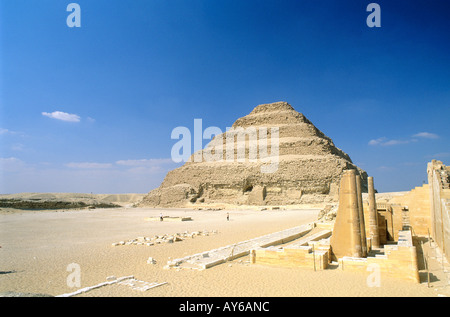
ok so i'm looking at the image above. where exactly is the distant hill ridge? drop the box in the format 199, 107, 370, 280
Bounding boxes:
0, 193, 145, 210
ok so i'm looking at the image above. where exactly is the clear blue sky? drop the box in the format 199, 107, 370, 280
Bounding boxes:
1, 0, 449, 194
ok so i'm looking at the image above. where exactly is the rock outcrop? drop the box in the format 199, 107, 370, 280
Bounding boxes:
139, 101, 367, 207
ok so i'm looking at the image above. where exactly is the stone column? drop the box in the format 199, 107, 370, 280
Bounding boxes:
330, 169, 363, 260
368, 176, 380, 248
356, 175, 368, 257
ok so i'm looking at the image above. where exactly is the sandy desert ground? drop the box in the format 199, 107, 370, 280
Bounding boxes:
0, 205, 448, 297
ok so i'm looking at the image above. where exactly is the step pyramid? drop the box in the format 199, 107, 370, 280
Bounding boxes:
139, 101, 367, 207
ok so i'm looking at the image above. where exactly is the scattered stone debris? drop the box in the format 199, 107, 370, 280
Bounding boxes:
144, 216, 192, 222
117, 278, 167, 292
0, 291, 53, 297
56, 275, 134, 297
55, 276, 167, 296
193, 207, 223, 211
111, 230, 219, 247
317, 204, 338, 221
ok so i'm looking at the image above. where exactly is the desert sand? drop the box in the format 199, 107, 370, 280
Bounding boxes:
0, 205, 447, 297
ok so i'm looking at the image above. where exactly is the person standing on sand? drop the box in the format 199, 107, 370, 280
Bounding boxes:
227, 212, 229, 221
160, 212, 163, 221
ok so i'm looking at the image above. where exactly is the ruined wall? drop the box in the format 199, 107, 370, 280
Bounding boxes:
364, 184, 432, 239
253, 245, 329, 270
338, 231, 420, 283
443, 200, 450, 262
252, 225, 332, 270
402, 184, 432, 236
427, 160, 450, 262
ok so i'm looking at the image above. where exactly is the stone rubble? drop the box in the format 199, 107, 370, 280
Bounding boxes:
117, 278, 167, 292
56, 276, 168, 296
111, 230, 218, 247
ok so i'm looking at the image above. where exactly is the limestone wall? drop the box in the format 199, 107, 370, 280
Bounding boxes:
252, 229, 332, 270
427, 160, 450, 262
338, 230, 420, 283
364, 184, 432, 239
388, 184, 432, 236
253, 245, 329, 270
362, 183, 433, 244
443, 199, 450, 261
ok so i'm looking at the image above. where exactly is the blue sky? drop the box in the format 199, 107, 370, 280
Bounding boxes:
1, 0, 449, 194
